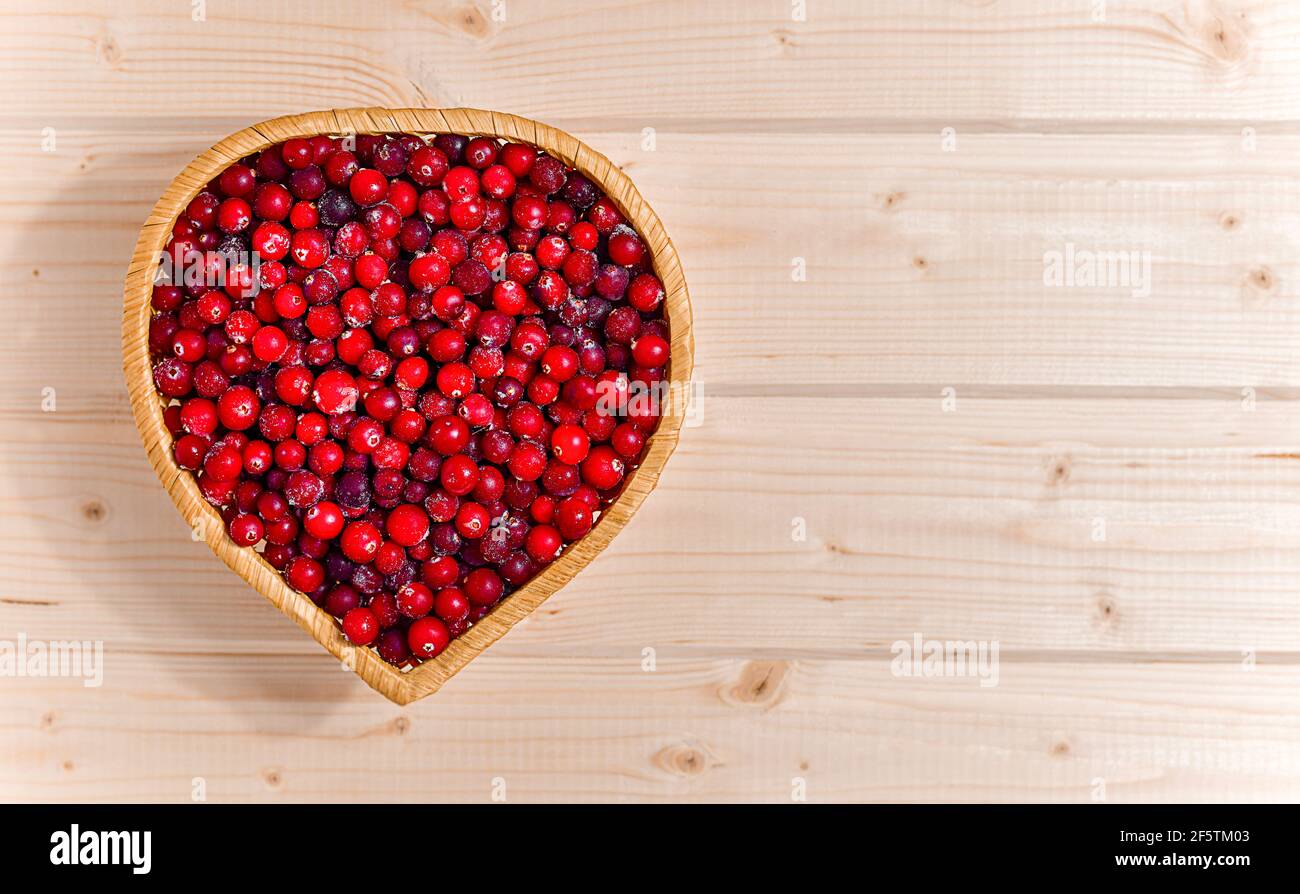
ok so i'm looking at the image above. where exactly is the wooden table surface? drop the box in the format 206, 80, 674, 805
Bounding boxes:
3, 0, 1300, 803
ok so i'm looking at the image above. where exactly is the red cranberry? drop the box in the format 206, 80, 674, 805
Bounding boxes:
285, 555, 325, 592
396, 581, 435, 618
408, 616, 450, 658
342, 607, 379, 645
340, 520, 382, 562
464, 567, 504, 606
386, 503, 430, 547
434, 586, 470, 621
627, 273, 665, 312
151, 132, 671, 664
525, 524, 562, 563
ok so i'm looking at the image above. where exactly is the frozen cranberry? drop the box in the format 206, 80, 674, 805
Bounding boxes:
434, 586, 470, 621
409, 254, 451, 291
440, 454, 480, 496
396, 582, 435, 618
525, 524, 562, 564
312, 369, 359, 414
386, 503, 430, 547
342, 607, 380, 645
151, 132, 671, 664
529, 155, 566, 194
350, 169, 389, 206
464, 567, 503, 606
554, 496, 593, 539
408, 616, 450, 658
627, 273, 665, 312
376, 628, 410, 665
340, 520, 382, 563
407, 145, 450, 186
508, 441, 547, 481
285, 555, 325, 592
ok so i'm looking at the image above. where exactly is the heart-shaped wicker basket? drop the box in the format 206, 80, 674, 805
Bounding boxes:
122, 108, 694, 704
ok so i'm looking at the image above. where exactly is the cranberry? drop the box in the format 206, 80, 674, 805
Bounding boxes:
228, 513, 264, 546
440, 454, 480, 495
604, 306, 642, 345
386, 503, 430, 547
376, 628, 411, 665
342, 607, 380, 645
464, 567, 504, 606
554, 496, 593, 539
397, 581, 435, 618
627, 273, 665, 312
350, 169, 389, 206
525, 524, 562, 563
407, 145, 449, 186
313, 369, 359, 414
631, 333, 669, 368
550, 423, 590, 464
341, 520, 382, 563
455, 501, 490, 539
285, 555, 325, 592
408, 616, 451, 659
434, 586, 470, 621
508, 441, 547, 481
149, 132, 671, 664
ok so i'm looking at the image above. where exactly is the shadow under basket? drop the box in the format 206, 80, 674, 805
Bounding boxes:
121, 108, 694, 704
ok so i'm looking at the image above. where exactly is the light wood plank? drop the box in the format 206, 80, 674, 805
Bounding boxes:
1, 654, 1294, 803
3, 1, 1300, 126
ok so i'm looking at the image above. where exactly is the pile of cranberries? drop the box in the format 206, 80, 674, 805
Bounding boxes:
149, 132, 669, 667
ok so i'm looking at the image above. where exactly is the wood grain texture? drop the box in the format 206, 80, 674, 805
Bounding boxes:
2, 0, 1299, 801
3, 0, 1299, 125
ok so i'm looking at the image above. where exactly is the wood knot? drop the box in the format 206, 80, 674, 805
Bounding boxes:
1203, 15, 1250, 64
1219, 212, 1241, 231
653, 739, 722, 778
61, 760, 75, 772
392, 715, 410, 736
1094, 591, 1118, 626
1050, 739, 1072, 758
1045, 455, 1071, 486
40, 710, 57, 731
261, 767, 283, 789
1174, 3, 1252, 67
95, 33, 122, 68
719, 660, 793, 710
1247, 266, 1275, 292
451, 3, 492, 39
912, 255, 928, 271
81, 499, 108, 524
881, 191, 905, 211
